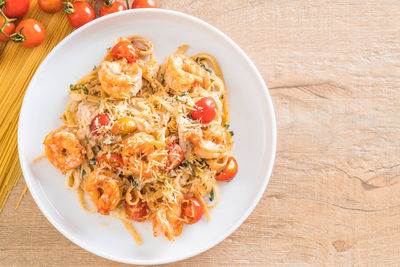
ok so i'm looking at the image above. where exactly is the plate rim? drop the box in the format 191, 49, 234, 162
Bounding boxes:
18, 8, 277, 265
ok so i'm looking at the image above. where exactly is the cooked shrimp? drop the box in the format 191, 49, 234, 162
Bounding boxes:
184, 124, 232, 159
84, 168, 121, 215
164, 53, 207, 95
43, 126, 84, 170
98, 59, 142, 98
153, 202, 183, 241
122, 132, 168, 178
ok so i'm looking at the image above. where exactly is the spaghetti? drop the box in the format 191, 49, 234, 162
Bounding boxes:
0, 0, 77, 212
42, 36, 236, 243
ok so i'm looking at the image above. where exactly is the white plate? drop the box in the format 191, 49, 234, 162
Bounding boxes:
18, 9, 276, 265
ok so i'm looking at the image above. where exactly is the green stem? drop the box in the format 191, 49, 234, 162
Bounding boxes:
0, 9, 18, 41
126, 0, 130, 9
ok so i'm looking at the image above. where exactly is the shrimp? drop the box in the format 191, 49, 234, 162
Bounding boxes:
153, 202, 183, 241
98, 59, 142, 98
163, 53, 207, 95
43, 126, 84, 170
122, 132, 168, 178
184, 124, 232, 159
84, 168, 121, 215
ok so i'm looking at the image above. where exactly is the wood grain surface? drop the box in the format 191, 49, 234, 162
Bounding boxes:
1, 0, 400, 266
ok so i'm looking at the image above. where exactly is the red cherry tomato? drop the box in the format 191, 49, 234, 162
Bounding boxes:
131, 0, 157, 9
15, 19, 45, 48
165, 142, 184, 170
99, 1, 126, 17
0, 16, 15, 42
181, 197, 203, 224
66, 1, 95, 29
216, 157, 238, 182
126, 200, 151, 222
2, 0, 30, 18
191, 97, 217, 124
97, 153, 123, 169
38, 0, 63, 13
110, 40, 139, 63
90, 113, 111, 136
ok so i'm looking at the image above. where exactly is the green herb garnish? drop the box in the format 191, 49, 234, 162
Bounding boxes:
81, 169, 86, 179
70, 84, 88, 94
209, 189, 214, 201
229, 131, 234, 136
131, 179, 138, 188
195, 57, 212, 74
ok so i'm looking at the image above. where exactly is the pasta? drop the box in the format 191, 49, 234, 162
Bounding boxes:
0, 0, 77, 212
41, 35, 237, 243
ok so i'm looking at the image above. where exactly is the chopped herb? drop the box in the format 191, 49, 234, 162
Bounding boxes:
221, 94, 224, 99
224, 124, 230, 129
70, 84, 88, 94
81, 169, 86, 179
209, 189, 214, 201
131, 179, 138, 188
181, 159, 189, 167
229, 130, 234, 136
175, 92, 189, 101
194, 57, 212, 74
89, 158, 97, 165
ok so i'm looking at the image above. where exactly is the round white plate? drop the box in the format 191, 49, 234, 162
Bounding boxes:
18, 9, 276, 265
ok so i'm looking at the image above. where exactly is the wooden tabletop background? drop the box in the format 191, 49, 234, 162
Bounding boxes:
1, 0, 400, 266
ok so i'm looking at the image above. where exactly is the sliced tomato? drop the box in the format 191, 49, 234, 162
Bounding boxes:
191, 97, 217, 124
165, 142, 184, 170
110, 40, 139, 63
97, 153, 123, 169
181, 197, 203, 224
126, 200, 151, 222
89, 113, 111, 136
216, 156, 238, 181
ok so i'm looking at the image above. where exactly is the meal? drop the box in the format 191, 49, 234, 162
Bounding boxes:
41, 36, 238, 244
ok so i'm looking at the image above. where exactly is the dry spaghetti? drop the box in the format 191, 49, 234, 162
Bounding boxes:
0, 0, 78, 212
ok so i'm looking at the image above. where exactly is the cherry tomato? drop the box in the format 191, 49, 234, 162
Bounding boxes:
216, 157, 238, 182
99, 1, 126, 17
90, 113, 111, 136
126, 200, 151, 222
15, 19, 45, 48
0, 16, 15, 42
66, 1, 95, 29
97, 153, 123, 169
131, 0, 157, 9
2, 0, 30, 18
165, 142, 184, 170
38, 0, 63, 13
181, 197, 203, 224
111, 117, 137, 136
191, 97, 217, 124
110, 40, 139, 63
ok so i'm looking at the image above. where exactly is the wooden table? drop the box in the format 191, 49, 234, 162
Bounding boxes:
1, 0, 400, 266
